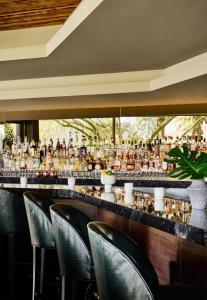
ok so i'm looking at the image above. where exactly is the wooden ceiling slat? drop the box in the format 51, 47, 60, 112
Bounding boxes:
0, 8, 75, 23
0, 0, 81, 30
0, 0, 80, 12
0, 6, 78, 17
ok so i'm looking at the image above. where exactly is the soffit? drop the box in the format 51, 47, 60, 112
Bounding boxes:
0, 0, 206, 80
0, 74, 206, 113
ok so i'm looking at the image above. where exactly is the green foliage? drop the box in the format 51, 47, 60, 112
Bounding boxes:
4, 123, 14, 151
102, 170, 115, 176
39, 116, 207, 146
165, 146, 207, 180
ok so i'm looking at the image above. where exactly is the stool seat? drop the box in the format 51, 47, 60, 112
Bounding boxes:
88, 221, 206, 300
50, 203, 95, 300
88, 221, 157, 300
24, 191, 56, 300
0, 189, 29, 300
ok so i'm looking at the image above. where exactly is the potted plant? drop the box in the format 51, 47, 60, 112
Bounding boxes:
165, 146, 207, 209
101, 170, 116, 193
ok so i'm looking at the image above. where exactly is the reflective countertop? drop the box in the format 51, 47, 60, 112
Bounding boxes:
74, 186, 206, 230
0, 183, 206, 245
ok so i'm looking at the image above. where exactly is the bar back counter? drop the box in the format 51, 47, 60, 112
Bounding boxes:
0, 176, 206, 292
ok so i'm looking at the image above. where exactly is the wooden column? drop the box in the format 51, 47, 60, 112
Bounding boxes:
19, 120, 39, 141
112, 117, 116, 145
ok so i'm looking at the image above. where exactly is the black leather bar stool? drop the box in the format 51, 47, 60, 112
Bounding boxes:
88, 221, 206, 300
23, 191, 56, 300
0, 189, 29, 300
50, 203, 95, 300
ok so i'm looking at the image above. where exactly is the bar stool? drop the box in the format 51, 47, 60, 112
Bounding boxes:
50, 203, 95, 300
88, 221, 205, 300
0, 189, 29, 300
88, 221, 158, 300
23, 191, 56, 300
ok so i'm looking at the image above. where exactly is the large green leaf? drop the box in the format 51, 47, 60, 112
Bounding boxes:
165, 146, 207, 180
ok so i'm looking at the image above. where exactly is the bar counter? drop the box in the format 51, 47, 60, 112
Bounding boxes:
0, 182, 206, 287
0, 175, 192, 188
0, 182, 206, 246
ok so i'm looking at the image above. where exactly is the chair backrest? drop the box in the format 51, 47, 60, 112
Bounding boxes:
50, 204, 94, 280
0, 189, 28, 234
87, 221, 158, 300
23, 191, 55, 248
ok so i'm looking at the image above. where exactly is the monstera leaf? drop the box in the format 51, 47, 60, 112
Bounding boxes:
165, 146, 207, 180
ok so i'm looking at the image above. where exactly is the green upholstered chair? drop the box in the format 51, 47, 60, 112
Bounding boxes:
50, 203, 95, 300
0, 189, 29, 300
88, 221, 207, 300
23, 191, 56, 300
87, 221, 158, 300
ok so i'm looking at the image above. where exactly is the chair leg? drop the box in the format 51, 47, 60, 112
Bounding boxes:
40, 248, 45, 297
32, 247, 36, 300
39, 248, 45, 298
84, 282, 99, 300
61, 276, 66, 300
9, 233, 14, 300
72, 280, 78, 300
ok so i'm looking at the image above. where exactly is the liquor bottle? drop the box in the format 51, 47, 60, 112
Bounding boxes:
37, 140, 41, 157
67, 132, 74, 158
34, 153, 40, 169
68, 132, 73, 146
79, 135, 87, 158
23, 136, 29, 154
91, 135, 98, 156
16, 136, 22, 156
79, 158, 87, 171
94, 159, 102, 171
40, 139, 47, 159
20, 153, 27, 169
147, 140, 153, 153
11, 137, 17, 156
74, 132, 79, 147
120, 158, 127, 171
126, 158, 135, 171
49, 138, 53, 147
87, 158, 93, 171
30, 138, 36, 158
56, 138, 61, 151
3, 152, 9, 169
174, 136, 180, 146
68, 143, 74, 158
62, 138, 66, 158
46, 153, 54, 170
114, 156, 121, 171
47, 139, 54, 157
15, 156, 21, 170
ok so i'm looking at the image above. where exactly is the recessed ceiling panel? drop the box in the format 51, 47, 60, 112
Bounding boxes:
0, 0, 206, 81
0, 0, 81, 30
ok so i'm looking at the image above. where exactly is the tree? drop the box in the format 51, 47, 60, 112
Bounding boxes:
4, 123, 14, 151
149, 116, 175, 140
39, 116, 207, 147
55, 118, 113, 143
177, 116, 207, 140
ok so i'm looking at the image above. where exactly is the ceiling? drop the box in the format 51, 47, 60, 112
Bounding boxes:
0, 0, 81, 30
0, 0, 207, 79
0, 0, 206, 120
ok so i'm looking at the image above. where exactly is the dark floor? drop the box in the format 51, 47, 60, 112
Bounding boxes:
0, 235, 206, 300
0, 234, 95, 300
0, 234, 61, 300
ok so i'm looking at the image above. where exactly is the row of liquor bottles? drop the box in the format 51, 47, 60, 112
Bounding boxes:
1, 135, 207, 172
9, 134, 207, 156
